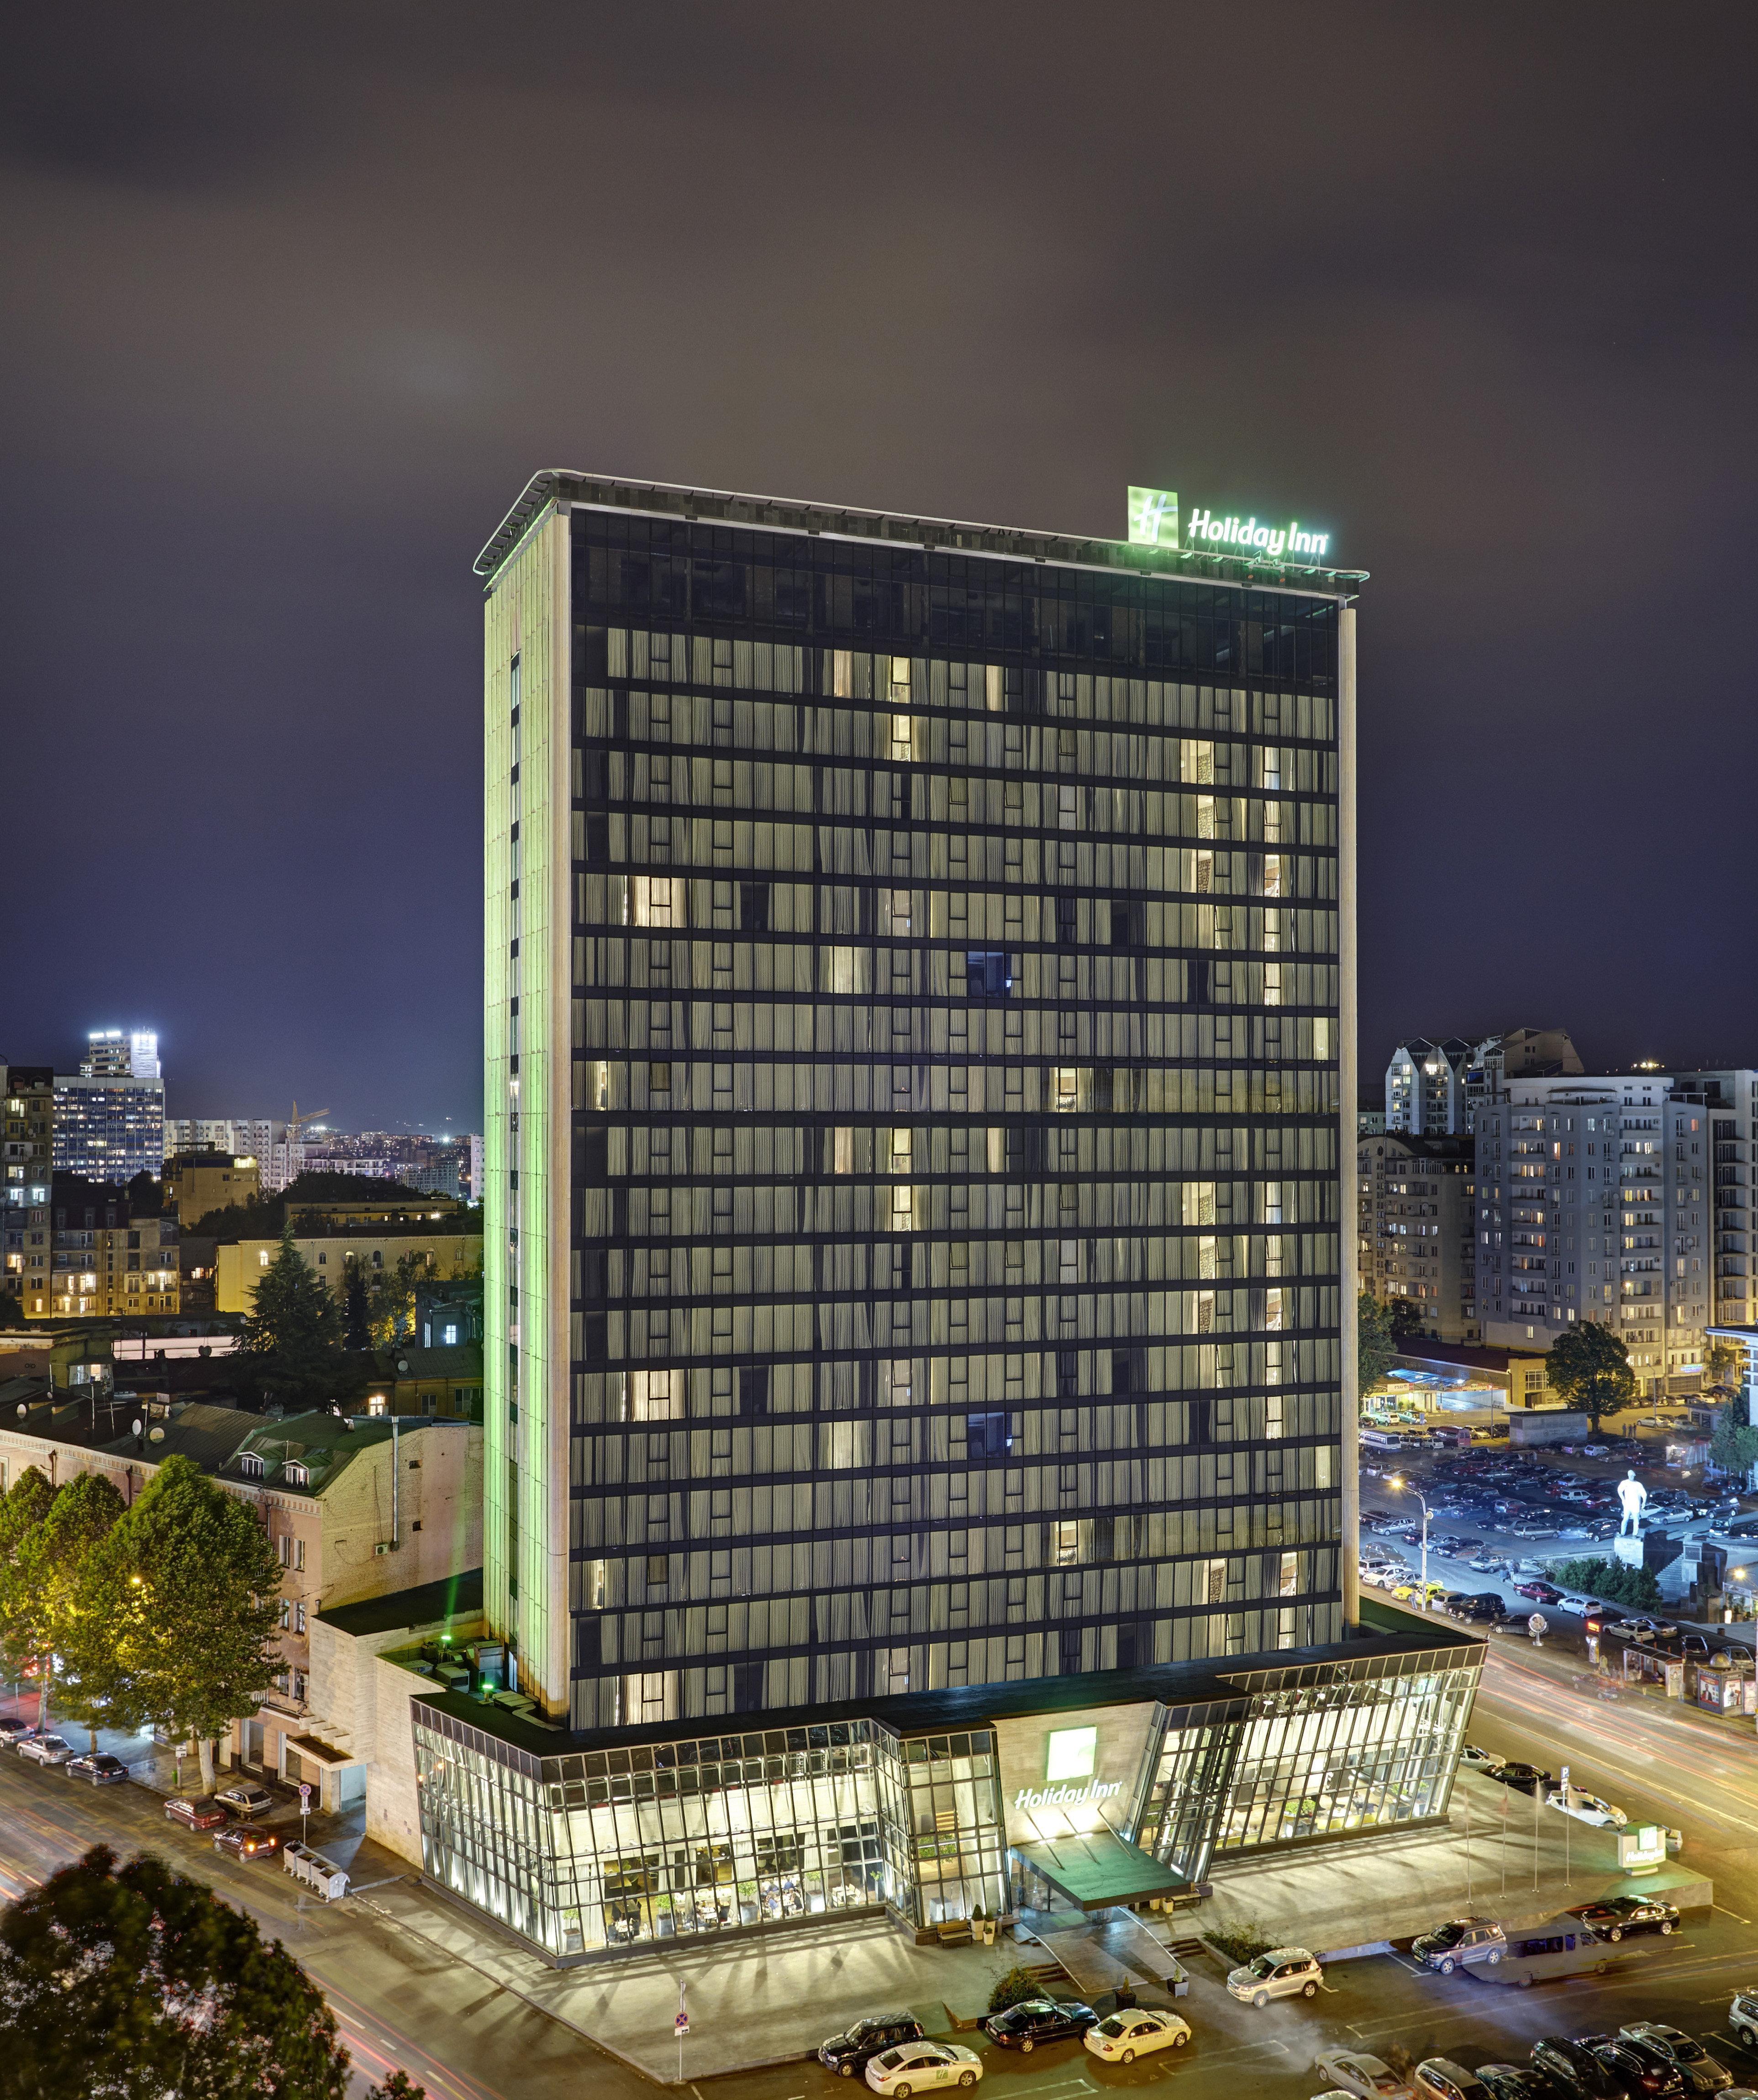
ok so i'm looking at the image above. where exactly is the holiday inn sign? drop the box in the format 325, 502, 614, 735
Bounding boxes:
1127, 485, 1333, 562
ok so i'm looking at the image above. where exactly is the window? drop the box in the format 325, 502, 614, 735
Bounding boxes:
965, 950, 1013, 998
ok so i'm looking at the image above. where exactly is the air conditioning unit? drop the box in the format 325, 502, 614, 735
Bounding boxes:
374, 1541, 390, 1556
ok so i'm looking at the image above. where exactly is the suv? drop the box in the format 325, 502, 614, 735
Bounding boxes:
1412, 1918, 1507, 1975
1728, 1990, 1758, 2053
1226, 1947, 1322, 2005
820, 2016, 928, 2078
1530, 2036, 1628, 2097
982, 2000, 1097, 2051
214, 1782, 275, 1818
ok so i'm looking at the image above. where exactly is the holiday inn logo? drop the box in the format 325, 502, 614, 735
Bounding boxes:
1128, 484, 1333, 562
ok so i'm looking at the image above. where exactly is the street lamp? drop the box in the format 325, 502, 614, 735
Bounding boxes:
1389, 1475, 1433, 1612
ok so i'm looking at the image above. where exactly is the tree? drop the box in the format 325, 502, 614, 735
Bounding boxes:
0, 1471, 125, 1736
1548, 1554, 1663, 1611
1705, 1337, 1742, 1393
0, 1467, 56, 1718
1711, 1393, 1758, 1485
367, 1251, 428, 1347
74, 1456, 281, 1790
342, 1254, 372, 1352
1546, 1320, 1638, 1433
0, 1279, 24, 1328
1358, 1291, 1399, 1389
1387, 1296, 1426, 1339
0, 1843, 351, 2099
240, 1224, 348, 1409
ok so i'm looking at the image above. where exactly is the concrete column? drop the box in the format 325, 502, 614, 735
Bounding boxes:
1338, 602, 1361, 1627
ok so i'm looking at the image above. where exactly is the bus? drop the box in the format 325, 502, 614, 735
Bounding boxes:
1475, 1920, 1621, 1988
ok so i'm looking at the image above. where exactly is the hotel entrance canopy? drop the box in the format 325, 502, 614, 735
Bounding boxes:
1009, 1826, 1190, 1912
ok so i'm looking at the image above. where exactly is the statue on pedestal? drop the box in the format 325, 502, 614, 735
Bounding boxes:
1616, 1470, 1648, 1537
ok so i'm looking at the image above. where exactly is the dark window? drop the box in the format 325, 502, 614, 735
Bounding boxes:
1116, 1619, 1154, 1669
1055, 894, 1078, 944
582, 1314, 607, 1365
964, 950, 1013, 998
732, 1661, 765, 1713
1110, 899, 1143, 946
739, 1366, 769, 1418
966, 1412, 1011, 1459
739, 881, 770, 932
1111, 1348, 1136, 1395
1056, 1348, 1079, 1399
581, 1129, 609, 1182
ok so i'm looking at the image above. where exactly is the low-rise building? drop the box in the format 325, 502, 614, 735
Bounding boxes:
217, 1226, 483, 1315
361, 1344, 484, 1419
47, 1175, 179, 1320
0, 1396, 482, 1792
163, 1151, 261, 1226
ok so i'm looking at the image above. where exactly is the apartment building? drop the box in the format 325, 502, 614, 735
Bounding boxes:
1357, 1131, 1477, 1342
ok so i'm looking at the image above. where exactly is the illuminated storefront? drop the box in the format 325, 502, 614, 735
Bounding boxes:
412, 1620, 1480, 1963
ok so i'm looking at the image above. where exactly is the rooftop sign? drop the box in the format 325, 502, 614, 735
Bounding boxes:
1128, 485, 1333, 562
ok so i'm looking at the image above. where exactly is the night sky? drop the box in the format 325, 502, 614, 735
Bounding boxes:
4, 4, 1754, 1130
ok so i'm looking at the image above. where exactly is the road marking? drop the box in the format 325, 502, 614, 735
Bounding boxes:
1716, 1905, 1753, 1924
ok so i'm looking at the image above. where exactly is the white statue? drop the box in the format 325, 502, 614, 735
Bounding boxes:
1616, 1470, 1648, 1537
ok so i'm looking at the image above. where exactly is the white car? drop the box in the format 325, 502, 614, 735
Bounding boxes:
1461, 1743, 1504, 1773
1554, 1593, 1593, 1615
864, 2042, 981, 2095
1546, 1786, 1626, 1829
1226, 1946, 1323, 2005
16, 1733, 73, 1766
1312, 2052, 1416, 2100
214, 1782, 275, 1818
1083, 2009, 1190, 2063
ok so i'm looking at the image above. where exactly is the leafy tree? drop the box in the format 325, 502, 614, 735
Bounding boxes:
1547, 1554, 1663, 1610
342, 1254, 373, 1352
1705, 1337, 1742, 1393
1711, 1393, 1758, 1483
1358, 1291, 1399, 1389
0, 1843, 351, 2099
988, 1965, 1050, 2013
74, 1456, 281, 1791
367, 1251, 429, 1347
1546, 1320, 1638, 1433
240, 1224, 348, 1409
0, 1472, 125, 1736
0, 1279, 24, 1327
1388, 1296, 1426, 1339
0, 1466, 55, 1558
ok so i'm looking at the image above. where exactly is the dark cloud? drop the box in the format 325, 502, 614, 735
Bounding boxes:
1, 0, 1754, 1119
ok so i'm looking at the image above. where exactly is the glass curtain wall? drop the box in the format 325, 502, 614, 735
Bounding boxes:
414, 1704, 1009, 1958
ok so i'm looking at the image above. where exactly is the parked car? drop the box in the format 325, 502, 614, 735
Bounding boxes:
164, 1796, 229, 1831
820, 2016, 928, 2077
1547, 1786, 1628, 1829
1226, 1947, 1323, 2005
1727, 1988, 1758, 2052
1412, 1917, 1507, 1975
1582, 2033, 1688, 2095
1618, 2024, 1734, 2092
1490, 1760, 1553, 1794
214, 1782, 275, 1818
65, 1752, 128, 1785
1556, 1593, 1594, 1615
1082, 2009, 1190, 2063
1313, 2048, 1415, 2096
1569, 1895, 1681, 1941
0, 1717, 31, 1742
1515, 1580, 1562, 1603
982, 2000, 1097, 2051
863, 2042, 980, 2094
1479, 2058, 1557, 2094
16, 1733, 73, 1767
1462, 1743, 1505, 1772
213, 1824, 284, 1862
1415, 2063, 1493, 2100
1530, 2035, 1634, 2099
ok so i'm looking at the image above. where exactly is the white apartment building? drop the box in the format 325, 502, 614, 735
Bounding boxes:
1384, 1029, 1583, 1138
1475, 1067, 1756, 1393
165, 1118, 283, 1167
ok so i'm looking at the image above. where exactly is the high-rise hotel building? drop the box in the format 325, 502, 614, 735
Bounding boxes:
414, 473, 1482, 1963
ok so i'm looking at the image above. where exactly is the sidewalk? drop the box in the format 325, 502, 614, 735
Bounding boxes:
1199, 1764, 1711, 1959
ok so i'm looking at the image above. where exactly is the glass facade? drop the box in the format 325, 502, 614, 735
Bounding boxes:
1135, 1644, 1477, 1884
481, 477, 1356, 1733
411, 1629, 1479, 1964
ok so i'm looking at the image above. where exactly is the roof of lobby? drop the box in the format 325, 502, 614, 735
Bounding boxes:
476, 470, 1369, 599
411, 1614, 1480, 1768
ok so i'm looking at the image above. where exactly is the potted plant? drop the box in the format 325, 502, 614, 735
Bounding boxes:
973, 1904, 997, 1947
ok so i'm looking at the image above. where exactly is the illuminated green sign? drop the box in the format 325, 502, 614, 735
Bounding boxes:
1128, 487, 1334, 562
1045, 1725, 1098, 1783
1127, 486, 1179, 547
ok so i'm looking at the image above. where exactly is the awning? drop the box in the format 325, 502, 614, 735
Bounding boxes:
285, 1731, 358, 1769
1009, 1828, 1190, 1913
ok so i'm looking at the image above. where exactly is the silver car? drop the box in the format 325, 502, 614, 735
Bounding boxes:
16, 1733, 73, 1767
1226, 1945, 1322, 2005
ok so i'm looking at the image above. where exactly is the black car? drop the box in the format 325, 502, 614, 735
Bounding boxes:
1569, 1895, 1681, 1942
65, 1752, 128, 1785
1460, 1597, 1507, 1623
1478, 2072, 1558, 2100
818, 2015, 926, 2077
1493, 1761, 1553, 1794
1531, 2036, 1636, 2099
982, 1999, 1099, 2052
1582, 2035, 1686, 2096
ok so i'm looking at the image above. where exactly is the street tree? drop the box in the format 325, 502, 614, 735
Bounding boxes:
75, 1455, 281, 1789
367, 1250, 428, 1347
0, 1471, 125, 1734
241, 1222, 348, 1408
1705, 1336, 1742, 1393
0, 1843, 351, 2100
1546, 1319, 1637, 1433
1711, 1392, 1758, 1485
1358, 1291, 1399, 1390
1387, 1296, 1426, 1339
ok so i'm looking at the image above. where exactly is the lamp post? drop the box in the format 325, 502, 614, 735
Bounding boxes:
1389, 1475, 1433, 1612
